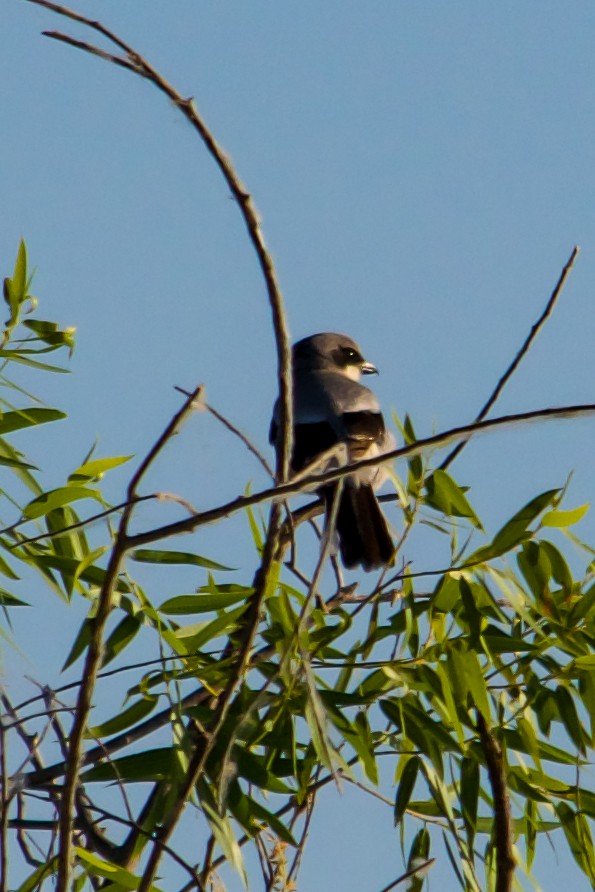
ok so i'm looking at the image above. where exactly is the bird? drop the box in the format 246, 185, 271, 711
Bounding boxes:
270, 332, 394, 571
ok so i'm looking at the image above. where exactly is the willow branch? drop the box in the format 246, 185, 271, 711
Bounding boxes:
476, 712, 514, 892
55, 385, 202, 892
440, 245, 580, 470
26, 0, 293, 487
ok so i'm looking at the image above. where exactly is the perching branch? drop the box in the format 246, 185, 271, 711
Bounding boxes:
440, 245, 580, 470
121, 401, 595, 549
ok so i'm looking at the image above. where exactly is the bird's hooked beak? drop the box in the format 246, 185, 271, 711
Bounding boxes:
361, 360, 379, 375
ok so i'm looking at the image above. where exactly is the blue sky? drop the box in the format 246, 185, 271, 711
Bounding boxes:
3, 2, 595, 889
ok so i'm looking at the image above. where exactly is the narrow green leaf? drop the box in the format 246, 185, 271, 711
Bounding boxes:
556, 802, 595, 885
202, 799, 248, 888
68, 454, 133, 482
0, 351, 69, 372
425, 470, 482, 529
159, 590, 251, 615
88, 695, 158, 738
0, 552, 19, 580
542, 504, 589, 528
23, 485, 102, 519
555, 686, 587, 754
468, 489, 560, 562
15, 858, 58, 892
460, 756, 479, 851
131, 548, 233, 571
394, 755, 420, 825
81, 748, 174, 782
75, 847, 164, 891
0, 407, 66, 435
406, 827, 431, 892
62, 617, 92, 670
101, 614, 143, 667
0, 589, 29, 607
462, 649, 491, 721
170, 603, 248, 653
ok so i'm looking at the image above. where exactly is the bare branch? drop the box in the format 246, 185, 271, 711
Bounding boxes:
174, 384, 273, 478
27, 0, 293, 486
476, 712, 514, 892
440, 245, 580, 470
0, 714, 9, 892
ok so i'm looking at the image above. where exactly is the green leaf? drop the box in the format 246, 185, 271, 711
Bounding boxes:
556, 802, 595, 885
68, 454, 133, 482
468, 489, 560, 563
159, 589, 252, 615
0, 437, 42, 494
88, 695, 158, 738
402, 412, 424, 491
394, 755, 420, 825
75, 847, 164, 891
81, 748, 175, 782
169, 603, 248, 653
0, 552, 19, 581
62, 617, 93, 670
0, 407, 66, 435
0, 351, 69, 372
15, 858, 58, 892
461, 649, 490, 720
425, 469, 482, 528
131, 548, 233, 571
3, 240, 27, 339
0, 589, 29, 607
555, 686, 587, 754
23, 318, 76, 353
406, 827, 431, 892
571, 655, 595, 671
227, 781, 297, 845
517, 540, 551, 601
436, 660, 466, 746
23, 485, 102, 519
101, 613, 143, 666
542, 504, 589, 528
460, 756, 479, 851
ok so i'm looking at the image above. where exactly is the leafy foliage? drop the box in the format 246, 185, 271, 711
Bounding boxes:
3, 243, 595, 892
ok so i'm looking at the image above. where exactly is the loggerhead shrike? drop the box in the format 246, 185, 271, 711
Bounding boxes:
270, 332, 394, 570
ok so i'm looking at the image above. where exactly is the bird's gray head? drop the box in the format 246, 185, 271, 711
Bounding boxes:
293, 332, 378, 381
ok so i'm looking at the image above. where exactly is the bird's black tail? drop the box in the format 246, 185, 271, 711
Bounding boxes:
325, 483, 393, 571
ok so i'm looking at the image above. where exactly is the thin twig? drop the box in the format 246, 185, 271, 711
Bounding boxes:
440, 245, 580, 470
174, 385, 273, 479
286, 786, 317, 885
2, 493, 154, 546
476, 712, 514, 892
0, 715, 9, 892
